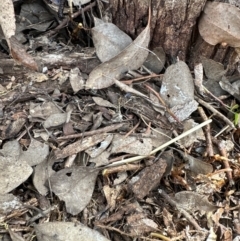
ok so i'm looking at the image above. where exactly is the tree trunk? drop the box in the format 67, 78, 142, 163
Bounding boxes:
108, 0, 238, 69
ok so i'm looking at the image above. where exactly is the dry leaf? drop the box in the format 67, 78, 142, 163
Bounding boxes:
19, 138, 49, 166
92, 17, 132, 62
29, 101, 62, 119
201, 56, 227, 81
173, 148, 213, 175
8, 227, 25, 241
43, 112, 68, 129
111, 134, 152, 156
0, 141, 33, 194
9, 36, 39, 71
0, 0, 15, 40
175, 191, 217, 213
50, 167, 99, 215
69, 67, 85, 93
160, 61, 198, 122
144, 47, 166, 73
35, 222, 110, 241
199, 2, 240, 47
33, 157, 56, 196
86, 8, 151, 89
85, 134, 113, 158
178, 119, 205, 148
0, 194, 22, 216
92, 96, 116, 108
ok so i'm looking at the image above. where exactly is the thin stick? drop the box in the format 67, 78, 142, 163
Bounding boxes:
57, 123, 124, 140
105, 119, 212, 168
198, 107, 214, 156
124, 121, 140, 138
212, 138, 234, 186
121, 73, 162, 84
144, 84, 181, 124
195, 95, 236, 130
47, 2, 96, 37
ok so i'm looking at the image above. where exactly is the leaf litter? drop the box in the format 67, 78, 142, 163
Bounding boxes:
0, 1, 240, 241
85, 6, 151, 89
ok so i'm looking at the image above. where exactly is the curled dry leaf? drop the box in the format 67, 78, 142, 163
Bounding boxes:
10, 36, 39, 71
129, 158, 167, 199
69, 67, 85, 93
199, 2, 240, 47
86, 8, 151, 89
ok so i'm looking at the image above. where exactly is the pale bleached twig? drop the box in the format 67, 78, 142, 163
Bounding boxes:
105, 119, 212, 168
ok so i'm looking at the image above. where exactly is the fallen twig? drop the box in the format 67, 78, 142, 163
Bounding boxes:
47, 2, 96, 37
144, 84, 181, 124
57, 123, 124, 140
212, 138, 234, 186
195, 95, 236, 130
198, 107, 214, 156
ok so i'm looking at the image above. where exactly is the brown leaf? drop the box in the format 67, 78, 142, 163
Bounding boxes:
9, 36, 39, 71
86, 8, 151, 89
199, 2, 240, 47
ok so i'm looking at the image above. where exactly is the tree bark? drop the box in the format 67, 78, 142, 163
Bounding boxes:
108, 0, 238, 69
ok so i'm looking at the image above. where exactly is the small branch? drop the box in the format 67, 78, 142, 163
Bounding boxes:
47, 2, 97, 37
195, 95, 236, 130
57, 123, 124, 140
124, 121, 140, 138
95, 223, 159, 241
198, 107, 214, 156
212, 138, 234, 186
144, 84, 181, 124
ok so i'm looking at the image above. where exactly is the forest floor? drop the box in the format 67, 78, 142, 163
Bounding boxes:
0, 1, 240, 241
